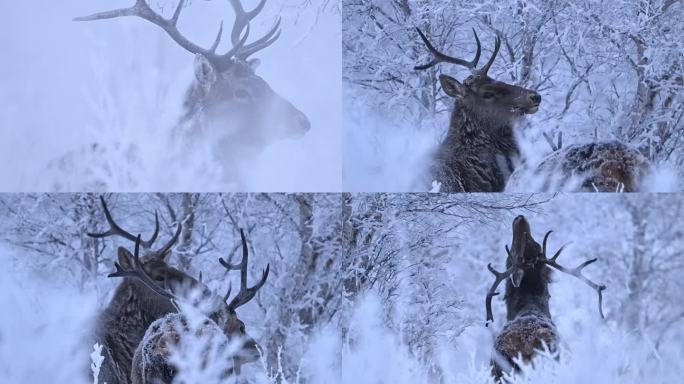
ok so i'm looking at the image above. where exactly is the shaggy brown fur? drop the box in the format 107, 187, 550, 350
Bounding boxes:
492, 315, 559, 379
94, 251, 183, 384
431, 75, 541, 192
130, 313, 248, 384
508, 141, 651, 192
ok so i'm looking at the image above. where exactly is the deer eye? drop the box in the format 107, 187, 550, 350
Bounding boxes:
234, 89, 251, 101
482, 92, 496, 99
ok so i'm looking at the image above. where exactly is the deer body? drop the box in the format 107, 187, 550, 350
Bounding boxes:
89, 197, 268, 383
432, 97, 521, 192
485, 216, 605, 380
492, 263, 558, 379
129, 228, 268, 383
96, 278, 178, 384
507, 141, 651, 192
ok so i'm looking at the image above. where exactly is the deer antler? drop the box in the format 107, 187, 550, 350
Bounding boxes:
485, 261, 516, 327
109, 234, 181, 302
414, 28, 500, 77
414, 28, 481, 71
87, 195, 160, 247
485, 241, 527, 326
219, 228, 270, 311
478, 33, 500, 77
74, 0, 280, 70
88, 196, 182, 261
228, 0, 281, 60
541, 231, 606, 318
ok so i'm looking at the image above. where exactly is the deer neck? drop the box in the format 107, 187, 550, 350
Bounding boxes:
444, 99, 519, 155
94, 279, 177, 380
101, 279, 177, 344
505, 264, 551, 321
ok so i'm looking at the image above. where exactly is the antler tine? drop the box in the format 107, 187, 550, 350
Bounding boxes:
219, 228, 270, 310
543, 245, 607, 319
75, 0, 244, 69
73, 1, 205, 53
218, 229, 248, 271
478, 32, 501, 77
227, 0, 279, 61
223, 282, 232, 302
210, 21, 225, 53
87, 196, 160, 249
236, 17, 281, 60
146, 221, 182, 261
485, 261, 516, 326
73, 0, 145, 21
542, 230, 553, 258
414, 28, 481, 71
229, 264, 270, 310
108, 234, 180, 302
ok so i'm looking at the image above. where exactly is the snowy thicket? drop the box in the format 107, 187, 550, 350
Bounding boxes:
343, 0, 683, 191
1, 193, 682, 383
0, 0, 341, 191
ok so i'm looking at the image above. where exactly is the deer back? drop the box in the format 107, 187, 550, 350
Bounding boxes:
131, 309, 260, 383
508, 141, 651, 192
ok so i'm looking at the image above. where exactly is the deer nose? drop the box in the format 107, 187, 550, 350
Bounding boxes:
530, 93, 541, 104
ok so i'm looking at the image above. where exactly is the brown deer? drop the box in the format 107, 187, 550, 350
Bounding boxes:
414, 28, 542, 192
89, 197, 183, 384
73, 0, 310, 181
89, 197, 267, 383
127, 228, 269, 383
507, 140, 651, 192
485, 215, 606, 380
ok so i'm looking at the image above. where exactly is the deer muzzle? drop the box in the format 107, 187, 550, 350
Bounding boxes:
509, 215, 530, 286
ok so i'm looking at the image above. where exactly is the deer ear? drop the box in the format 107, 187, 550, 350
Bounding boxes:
117, 247, 134, 270
439, 74, 466, 98
194, 54, 217, 90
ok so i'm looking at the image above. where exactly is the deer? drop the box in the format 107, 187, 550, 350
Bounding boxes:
128, 228, 269, 383
414, 28, 542, 192
72, 0, 310, 184
89, 197, 268, 383
484, 215, 606, 380
506, 140, 651, 192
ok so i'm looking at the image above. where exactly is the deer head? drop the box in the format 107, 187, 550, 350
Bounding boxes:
88, 196, 189, 298
75, 0, 310, 147
415, 28, 541, 123
485, 215, 606, 326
